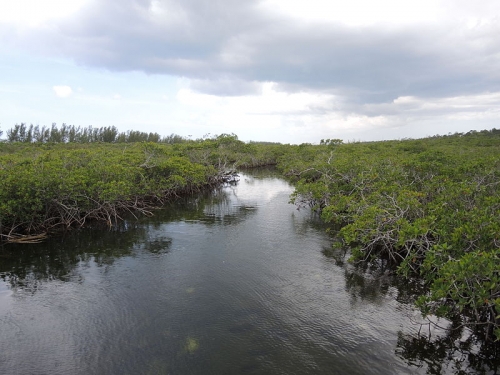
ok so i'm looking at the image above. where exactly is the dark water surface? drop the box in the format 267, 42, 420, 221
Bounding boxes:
0, 170, 487, 374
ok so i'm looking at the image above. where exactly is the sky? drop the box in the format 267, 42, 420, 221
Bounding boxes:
1, 0, 500, 143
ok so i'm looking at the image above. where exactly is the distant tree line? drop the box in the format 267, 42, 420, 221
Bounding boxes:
431, 128, 500, 138
3, 123, 190, 144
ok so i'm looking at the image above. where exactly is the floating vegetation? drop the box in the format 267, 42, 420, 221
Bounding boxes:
1, 233, 48, 244
184, 337, 199, 353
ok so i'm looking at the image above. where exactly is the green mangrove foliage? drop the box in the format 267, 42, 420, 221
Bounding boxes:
0, 135, 287, 240
280, 130, 500, 342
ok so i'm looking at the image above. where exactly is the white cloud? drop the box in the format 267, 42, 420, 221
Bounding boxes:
173, 81, 395, 142
259, 0, 500, 28
177, 82, 336, 115
2, 0, 500, 143
260, 0, 442, 26
0, 0, 89, 26
53, 85, 73, 98
390, 92, 500, 115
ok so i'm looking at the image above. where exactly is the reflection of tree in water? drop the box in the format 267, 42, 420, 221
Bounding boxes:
396, 325, 500, 375
322, 244, 428, 303
290, 207, 331, 242
0, 220, 171, 292
0, 180, 258, 293
321, 246, 500, 375
322, 246, 398, 304
203, 187, 259, 226
239, 166, 280, 180
146, 182, 258, 228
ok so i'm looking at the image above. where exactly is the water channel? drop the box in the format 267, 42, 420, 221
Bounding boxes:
0, 169, 494, 374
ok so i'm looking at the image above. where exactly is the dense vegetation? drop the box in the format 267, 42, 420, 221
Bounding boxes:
1, 123, 499, 349
279, 129, 500, 343
0, 131, 285, 242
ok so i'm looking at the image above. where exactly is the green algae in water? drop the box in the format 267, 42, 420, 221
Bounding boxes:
185, 337, 199, 353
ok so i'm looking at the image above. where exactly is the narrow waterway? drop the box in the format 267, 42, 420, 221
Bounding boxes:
0, 169, 477, 374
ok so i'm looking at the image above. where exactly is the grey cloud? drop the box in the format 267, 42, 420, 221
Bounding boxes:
5, 0, 500, 106
189, 78, 262, 96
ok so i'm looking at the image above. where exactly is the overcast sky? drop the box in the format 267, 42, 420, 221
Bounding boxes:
1, 0, 499, 143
